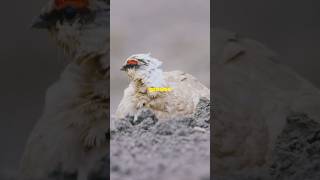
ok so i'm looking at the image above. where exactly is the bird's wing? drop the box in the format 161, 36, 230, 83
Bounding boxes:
115, 83, 137, 119
20, 62, 109, 179
163, 70, 210, 113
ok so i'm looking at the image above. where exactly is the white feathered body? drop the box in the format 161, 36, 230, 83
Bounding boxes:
213, 28, 320, 175
19, 0, 109, 179
19, 58, 108, 180
116, 70, 209, 120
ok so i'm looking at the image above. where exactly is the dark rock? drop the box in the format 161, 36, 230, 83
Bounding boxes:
114, 118, 133, 132
137, 117, 157, 130
270, 113, 320, 180
132, 108, 157, 125
194, 97, 210, 128
153, 122, 174, 135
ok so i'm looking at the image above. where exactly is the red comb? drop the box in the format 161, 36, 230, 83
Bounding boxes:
127, 59, 139, 65
55, 0, 89, 10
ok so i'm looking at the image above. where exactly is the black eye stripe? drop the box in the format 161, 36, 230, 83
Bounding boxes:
137, 59, 147, 65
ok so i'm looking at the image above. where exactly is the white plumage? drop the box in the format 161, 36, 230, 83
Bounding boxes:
116, 53, 210, 120
213, 28, 320, 175
19, 1, 109, 180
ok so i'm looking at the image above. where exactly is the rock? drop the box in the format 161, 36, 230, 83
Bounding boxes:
270, 113, 320, 180
214, 113, 320, 180
132, 108, 157, 125
110, 100, 210, 180
153, 122, 175, 135
114, 117, 133, 132
137, 117, 158, 130
194, 97, 210, 128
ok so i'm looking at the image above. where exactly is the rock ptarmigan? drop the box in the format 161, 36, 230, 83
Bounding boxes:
116, 53, 210, 120
213, 28, 320, 176
19, 0, 109, 180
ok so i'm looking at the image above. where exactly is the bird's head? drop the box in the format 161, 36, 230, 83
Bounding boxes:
121, 53, 164, 87
121, 53, 162, 72
32, 0, 109, 63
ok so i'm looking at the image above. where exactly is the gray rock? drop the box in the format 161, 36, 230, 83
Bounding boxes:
132, 108, 157, 125
110, 100, 210, 180
270, 113, 320, 180
194, 97, 210, 128
114, 117, 133, 132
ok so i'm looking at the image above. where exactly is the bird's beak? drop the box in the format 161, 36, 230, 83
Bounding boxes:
31, 15, 50, 29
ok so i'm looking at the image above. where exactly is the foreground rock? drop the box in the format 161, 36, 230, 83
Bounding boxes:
270, 114, 320, 180
214, 114, 320, 180
110, 98, 210, 180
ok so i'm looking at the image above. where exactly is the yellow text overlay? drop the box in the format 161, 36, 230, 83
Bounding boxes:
148, 87, 173, 92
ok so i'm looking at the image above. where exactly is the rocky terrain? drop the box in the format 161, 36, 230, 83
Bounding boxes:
214, 113, 320, 180
110, 98, 211, 180
110, 93, 320, 180
269, 114, 320, 180
2, 98, 320, 180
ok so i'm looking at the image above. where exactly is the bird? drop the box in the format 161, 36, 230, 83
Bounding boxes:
212, 28, 320, 176
19, 0, 109, 180
115, 53, 210, 120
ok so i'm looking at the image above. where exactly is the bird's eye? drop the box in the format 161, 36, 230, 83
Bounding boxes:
63, 6, 77, 19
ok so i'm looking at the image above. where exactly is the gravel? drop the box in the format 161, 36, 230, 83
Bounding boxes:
110, 98, 211, 180
270, 113, 320, 180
